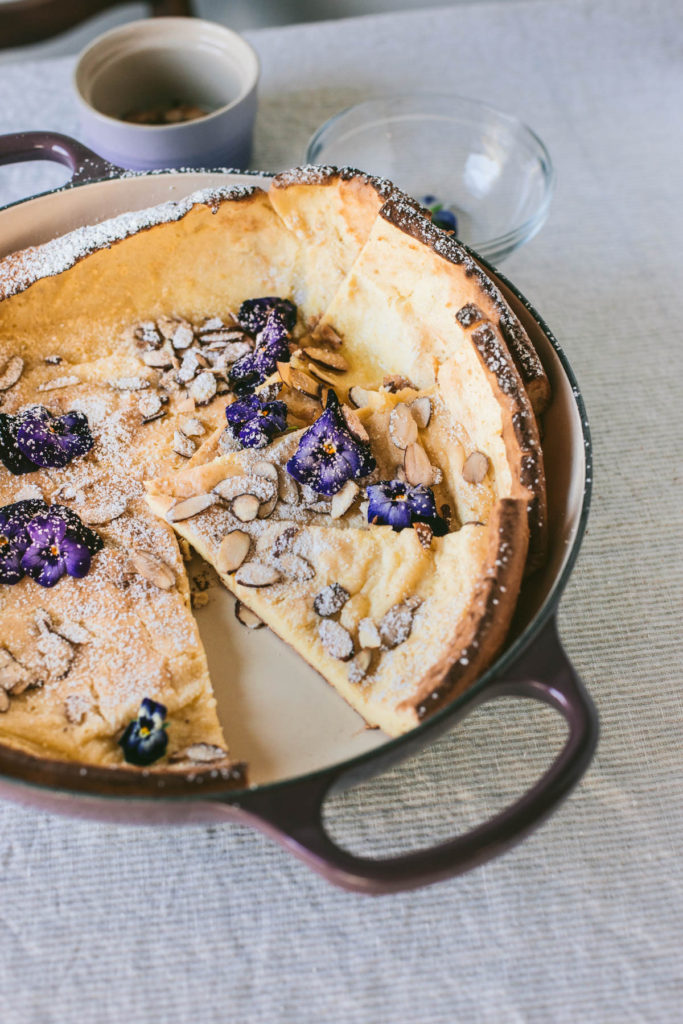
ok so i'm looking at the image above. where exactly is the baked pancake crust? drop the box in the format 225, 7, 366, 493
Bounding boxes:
0, 169, 548, 764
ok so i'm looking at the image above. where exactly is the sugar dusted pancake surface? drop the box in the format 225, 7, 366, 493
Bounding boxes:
0, 168, 548, 769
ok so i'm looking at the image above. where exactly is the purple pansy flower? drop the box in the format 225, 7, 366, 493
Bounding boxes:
229, 310, 292, 395
238, 296, 297, 336
286, 391, 376, 496
367, 479, 448, 534
0, 500, 42, 584
119, 698, 168, 766
0, 500, 103, 588
16, 406, 93, 469
22, 514, 91, 588
225, 393, 288, 449
0, 406, 93, 475
0, 412, 40, 475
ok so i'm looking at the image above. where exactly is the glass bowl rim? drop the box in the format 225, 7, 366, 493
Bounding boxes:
305, 92, 555, 259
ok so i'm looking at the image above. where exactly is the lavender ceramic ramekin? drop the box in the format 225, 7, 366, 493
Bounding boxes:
73, 17, 259, 171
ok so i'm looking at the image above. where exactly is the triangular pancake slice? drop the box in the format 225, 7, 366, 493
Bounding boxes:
311, 197, 548, 574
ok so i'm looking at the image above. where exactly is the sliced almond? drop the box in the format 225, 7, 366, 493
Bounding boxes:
0, 649, 32, 693
276, 360, 293, 387
80, 498, 127, 525
38, 375, 80, 391
157, 315, 181, 340
169, 743, 230, 764
0, 354, 24, 390
318, 619, 354, 660
313, 583, 350, 617
141, 348, 173, 369
281, 388, 321, 424
278, 468, 300, 505
170, 323, 194, 350
314, 323, 343, 348
235, 562, 282, 588
330, 479, 359, 519
305, 347, 349, 373
348, 649, 372, 684
166, 493, 216, 522
389, 403, 418, 450
358, 618, 381, 649
383, 374, 414, 393
37, 631, 74, 681
173, 430, 196, 458
413, 522, 434, 549
64, 694, 91, 725
216, 530, 251, 573
130, 549, 175, 590
404, 442, 434, 486
214, 474, 277, 505
276, 553, 314, 581
235, 601, 264, 629
190, 370, 217, 405
341, 405, 369, 442
348, 385, 371, 409
289, 368, 321, 399
232, 494, 260, 522
180, 417, 205, 438
251, 460, 279, 483
307, 362, 342, 387
55, 620, 91, 645
222, 341, 252, 364
462, 451, 489, 484
138, 393, 163, 420
378, 600, 420, 650
410, 396, 432, 429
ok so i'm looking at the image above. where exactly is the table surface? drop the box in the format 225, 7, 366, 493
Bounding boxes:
1, 1, 681, 1021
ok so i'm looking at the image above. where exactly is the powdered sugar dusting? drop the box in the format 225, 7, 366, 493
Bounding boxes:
0, 183, 257, 302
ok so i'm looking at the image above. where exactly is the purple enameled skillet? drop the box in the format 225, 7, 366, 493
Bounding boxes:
0, 132, 597, 894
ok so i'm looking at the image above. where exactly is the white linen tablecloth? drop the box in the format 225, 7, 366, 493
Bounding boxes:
0, 1, 681, 1020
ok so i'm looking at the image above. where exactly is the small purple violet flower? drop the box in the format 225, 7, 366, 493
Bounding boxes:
0, 406, 93, 475
119, 698, 168, 766
0, 500, 42, 584
21, 513, 92, 588
367, 479, 448, 534
286, 391, 376, 496
238, 296, 297, 335
229, 309, 292, 395
225, 393, 288, 449
16, 406, 93, 469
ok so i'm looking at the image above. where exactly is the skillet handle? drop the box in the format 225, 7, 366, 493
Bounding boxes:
238, 616, 598, 894
0, 131, 122, 184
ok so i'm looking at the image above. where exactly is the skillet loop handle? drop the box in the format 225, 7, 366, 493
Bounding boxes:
241, 616, 598, 894
0, 131, 121, 185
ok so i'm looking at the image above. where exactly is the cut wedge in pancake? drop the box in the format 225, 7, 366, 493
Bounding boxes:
268, 166, 399, 328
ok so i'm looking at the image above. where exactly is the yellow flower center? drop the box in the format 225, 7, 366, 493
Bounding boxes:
322, 440, 337, 456
139, 726, 150, 738
49, 544, 60, 557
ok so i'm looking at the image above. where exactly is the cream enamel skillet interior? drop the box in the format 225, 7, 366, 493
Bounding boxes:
0, 134, 593, 888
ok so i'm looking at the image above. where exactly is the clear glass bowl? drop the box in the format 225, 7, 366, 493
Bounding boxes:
305, 94, 554, 264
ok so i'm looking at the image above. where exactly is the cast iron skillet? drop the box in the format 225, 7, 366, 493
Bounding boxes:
0, 132, 598, 894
